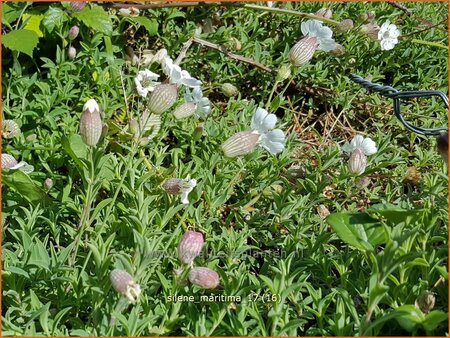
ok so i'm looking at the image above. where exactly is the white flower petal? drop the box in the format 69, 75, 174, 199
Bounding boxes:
251, 107, 269, 133
259, 129, 285, 154
361, 138, 377, 155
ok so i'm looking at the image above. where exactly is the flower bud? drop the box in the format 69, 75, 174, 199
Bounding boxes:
437, 132, 448, 163
173, 102, 197, 120
359, 11, 375, 23
221, 131, 260, 158
316, 204, 330, 220
140, 112, 161, 139
356, 176, 371, 189
44, 178, 54, 190
275, 64, 291, 82
337, 19, 354, 32
80, 99, 102, 146
221, 83, 238, 97
68, 46, 76, 60
289, 36, 318, 66
415, 291, 435, 314
330, 43, 346, 56
26, 134, 37, 142
193, 123, 204, 141
2, 154, 18, 169
178, 230, 204, 264
68, 26, 79, 40
2, 119, 20, 139
188, 267, 219, 289
361, 23, 380, 40
226, 37, 241, 51
148, 84, 177, 115
110, 269, 141, 304
70, 2, 86, 12
315, 8, 332, 19
118, 7, 140, 17
129, 118, 139, 136
348, 148, 367, 175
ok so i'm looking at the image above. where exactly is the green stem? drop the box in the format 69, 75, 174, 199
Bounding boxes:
409, 38, 447, 49
242, 4, 340, 26
266, 81, 280, 110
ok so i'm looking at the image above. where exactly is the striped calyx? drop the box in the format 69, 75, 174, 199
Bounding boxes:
148, 83, 178, 115
188, 267, 219, 289
289, 36, 319, 66
221, 131, 260, 158
80, 99, 102, 146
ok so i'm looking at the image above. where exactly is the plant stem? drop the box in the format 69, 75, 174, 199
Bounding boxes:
409, 38, 447, 49
266, 81, 280, 110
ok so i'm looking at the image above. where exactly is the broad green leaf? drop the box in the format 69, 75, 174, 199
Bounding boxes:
2, 170, 52, 207
422, 310, 448, 332
28, 237, 51, 271
61, 134, 88, 169
394, 305, 425, 331
2, 29, 39, 56
367, 203, 427, 225
42, 7, 65, 33
326, 212, 384, 252
23, 13, 44, 38
129, 16, 158, 36
2, 3, 22, 25
7, 266, 30, 279
73, 4, 112, 34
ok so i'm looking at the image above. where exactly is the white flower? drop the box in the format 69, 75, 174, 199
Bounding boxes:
134, 69, 160, 97
83, 99, 100, 114
162, 57, 202, 88
184, 87, 211, 119
301, 20, 336, 52
180, 175, 197, 205
378, 20, 400, 51
341, 135, 377, 156
250, 107, 285, 154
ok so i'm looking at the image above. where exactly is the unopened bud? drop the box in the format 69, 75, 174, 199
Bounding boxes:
70, 2, 86, 12
359, 11, 376, 23
68, 25, 79, 40
437, 132, 448, 163
2, 154, 18, 169
68, 46, 76, 60
110, 269, 141, 304
330, 43, 346, 56
348, 148, 367, 175
221, 83, 238, 97
2, 120, 20, 139
188, 267, 219, 289
289, 36, 319, 66
44, 178, 54, 190
356, 176, 371, 189
148, 84, 177, 115
178, 230, 204, 264
118, 7, 140, 17
26, 134, 37, 142
337, 19, 354, 32
276, 64, 291, 82
226, 37, 241, 51
222, 131, 260, 158
173, 102, 197, 120
361, 23, 380, 40
415, 291, 435, 314
193, 123, 204, 141
315, 8, 332, 19
129, 118, 139, 136
80, 99, 102, 146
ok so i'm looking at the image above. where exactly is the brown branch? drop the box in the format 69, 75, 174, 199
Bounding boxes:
192, 37, 274, 73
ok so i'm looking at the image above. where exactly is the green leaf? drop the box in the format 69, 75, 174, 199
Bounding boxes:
28, 237, 51, 271
128, 16, 158, 36
2, 170, 52, 207
326, 212, 384, 252
2, 3, 22, 25
61, 134, 88, 169
394, 305, 425, 332
367, 203, 427, 225
422, 310, 448, 332
2, 29, 39, 57
23, 13, 44, 38
73, 4, 112, 34
43, 7, 65, 33
7, 266, 30, 279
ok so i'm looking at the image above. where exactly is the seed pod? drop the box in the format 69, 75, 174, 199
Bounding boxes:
80, 99, 102, 146
173, 102, 197, 120
289, 36, 319, 66
315, 8, 332, 19
178, 230, 204, 264
415, 291, 436, 314
361, 23, 380, 40
148, 84, 177, 115
68, 26, 79, 40
188, 267, 219, 289
437, 131, 448, 163
222, 131, 260, 158
68, 46, 76, 60
2, 154, 18, 169
110, 269, 141, 303
337, 19, 354, 32
348, 148, 367, 175
330, 44, 346, 56
70, 2, 86, 12
2, 120, 20, 139
221, 83, 238, 97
